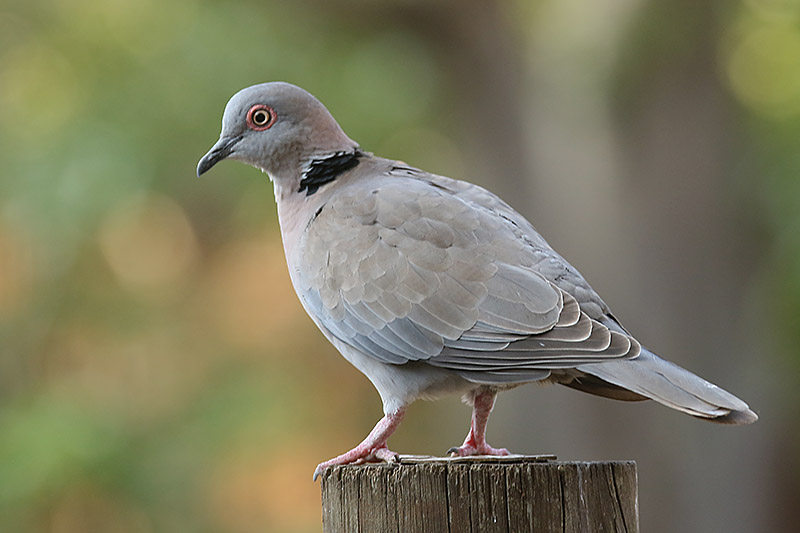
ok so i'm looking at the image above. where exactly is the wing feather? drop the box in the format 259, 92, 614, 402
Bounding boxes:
298, 172, 639, 384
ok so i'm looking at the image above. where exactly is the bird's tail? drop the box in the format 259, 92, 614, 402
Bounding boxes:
571, 348, 757, 424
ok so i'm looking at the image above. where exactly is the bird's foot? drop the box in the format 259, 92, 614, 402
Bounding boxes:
448, 389, 509, 457
313, 409, 406, 481
313, 444, 399, 481
447, 443, 510, 457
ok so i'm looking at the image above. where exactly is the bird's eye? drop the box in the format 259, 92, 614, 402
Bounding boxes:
246, 104, 276, 131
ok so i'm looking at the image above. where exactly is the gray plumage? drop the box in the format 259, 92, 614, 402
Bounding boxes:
198, 82, 756, 476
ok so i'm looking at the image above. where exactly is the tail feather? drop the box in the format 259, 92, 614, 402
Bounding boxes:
573, 348, 757, 424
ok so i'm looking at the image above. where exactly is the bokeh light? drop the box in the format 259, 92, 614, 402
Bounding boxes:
99, 193, 198, 294
727, 23, 800, 118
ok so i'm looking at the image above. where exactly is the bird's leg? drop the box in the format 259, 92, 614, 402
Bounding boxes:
448, 389, 510, 457
313, 408, 405, 481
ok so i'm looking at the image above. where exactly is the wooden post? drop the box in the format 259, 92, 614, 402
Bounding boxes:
320, 456, 638, 532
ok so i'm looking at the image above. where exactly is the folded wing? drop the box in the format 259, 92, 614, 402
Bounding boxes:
299, 174, 639, 384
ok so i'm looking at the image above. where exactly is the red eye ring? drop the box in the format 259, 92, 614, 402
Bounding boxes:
246, 104, 276, 131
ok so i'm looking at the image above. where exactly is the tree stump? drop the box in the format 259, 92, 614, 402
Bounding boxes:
320, 456, 638, 532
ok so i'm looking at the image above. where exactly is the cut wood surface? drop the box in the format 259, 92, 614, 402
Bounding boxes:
320, 457, 638, 532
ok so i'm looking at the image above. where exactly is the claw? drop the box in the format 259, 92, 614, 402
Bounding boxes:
374, 447, 399, 463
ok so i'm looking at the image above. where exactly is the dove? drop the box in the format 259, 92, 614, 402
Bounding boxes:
198, 82, 757, 481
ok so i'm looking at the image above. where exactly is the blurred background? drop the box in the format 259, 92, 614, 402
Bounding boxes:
1, 0, 798, 531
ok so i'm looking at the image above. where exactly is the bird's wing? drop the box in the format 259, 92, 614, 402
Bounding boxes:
298, 172, 638, 383
400, 166, 616, 320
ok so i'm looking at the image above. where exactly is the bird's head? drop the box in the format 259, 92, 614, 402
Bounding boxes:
197, 82, 357, 179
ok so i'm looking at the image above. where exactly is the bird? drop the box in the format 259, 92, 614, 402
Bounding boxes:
197, 81, 757, 481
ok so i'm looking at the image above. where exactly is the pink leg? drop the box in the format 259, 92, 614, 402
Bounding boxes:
313, 408, 405, 481
448, 390, 510, 457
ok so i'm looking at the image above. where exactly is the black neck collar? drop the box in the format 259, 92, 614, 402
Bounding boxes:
298, 149, 363, 196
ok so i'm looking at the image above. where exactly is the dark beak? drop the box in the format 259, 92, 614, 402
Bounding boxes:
197, 135, 243, 177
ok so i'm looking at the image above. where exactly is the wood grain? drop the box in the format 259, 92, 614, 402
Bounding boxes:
320, 458, 638, 532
